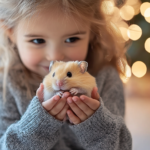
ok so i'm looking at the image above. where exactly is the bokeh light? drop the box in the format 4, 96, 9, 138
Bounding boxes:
144, 8, 150, 18
120, 5, 135, 21
133, 1, 142, 15
101, 0, 115, 15
127, 24, 142, 41
132, 61, 147, 78
140, 2, 150, 16
126, 64, 132, 78
119, 27, 129, 41
126, 0, 140, 6
145, 38, 150, 53
145, 16, 150, 23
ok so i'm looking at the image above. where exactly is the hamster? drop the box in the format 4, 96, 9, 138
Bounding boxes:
42, 61, 97, 101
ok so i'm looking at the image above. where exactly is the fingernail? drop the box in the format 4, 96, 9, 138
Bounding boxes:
54, 96, 60, 101
72, 97, 77, 102
80, 96, 85, 100
63, 92, 69, 98
95, 87, 98, 92
67, 98, 72, 103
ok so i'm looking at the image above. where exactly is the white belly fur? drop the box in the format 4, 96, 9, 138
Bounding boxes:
43, 88, 55, 101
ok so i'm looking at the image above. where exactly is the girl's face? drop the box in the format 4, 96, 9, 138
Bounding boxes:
9, 7, 91, 77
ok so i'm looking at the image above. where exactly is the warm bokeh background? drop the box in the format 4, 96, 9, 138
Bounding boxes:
103, 0, 150, 149
102, 0, 150, 149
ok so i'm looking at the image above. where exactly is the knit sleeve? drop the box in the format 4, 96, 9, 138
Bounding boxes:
0, 83, 64, 150
68, 66, 132, 150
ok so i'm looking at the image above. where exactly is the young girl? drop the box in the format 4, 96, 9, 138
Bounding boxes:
0, 0, 132, 149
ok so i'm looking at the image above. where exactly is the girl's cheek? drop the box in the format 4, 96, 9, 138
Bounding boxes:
18, 47, 43, 67
67, 45, 88, 61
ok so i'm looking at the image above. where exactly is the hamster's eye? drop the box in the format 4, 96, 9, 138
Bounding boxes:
52, 72, 55, 77
67, 72, 72, 78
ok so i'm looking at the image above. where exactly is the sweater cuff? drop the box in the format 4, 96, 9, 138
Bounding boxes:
68, 97, 123, 147
17, 96, 64, 135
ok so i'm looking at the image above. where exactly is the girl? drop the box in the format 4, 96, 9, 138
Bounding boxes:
0, 0, 132, 150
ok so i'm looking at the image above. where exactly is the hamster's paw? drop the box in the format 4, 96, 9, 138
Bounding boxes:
69, 88, 78, 95
56, 91, 64, 97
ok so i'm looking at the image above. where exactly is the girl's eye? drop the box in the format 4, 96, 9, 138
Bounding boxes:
30, 39, 45, 44
65, 37, 80, 43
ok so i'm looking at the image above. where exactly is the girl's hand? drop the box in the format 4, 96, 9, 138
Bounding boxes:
36, 83, 44, 103
66, 87, 100, 125
36, 83, 70, 121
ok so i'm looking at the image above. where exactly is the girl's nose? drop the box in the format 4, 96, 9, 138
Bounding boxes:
45, 49, 64, 61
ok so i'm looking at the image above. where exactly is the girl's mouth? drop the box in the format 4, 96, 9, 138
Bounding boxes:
42, 66, 49, 71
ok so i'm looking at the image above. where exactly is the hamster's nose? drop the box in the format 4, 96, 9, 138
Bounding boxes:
56, 80, 64, 87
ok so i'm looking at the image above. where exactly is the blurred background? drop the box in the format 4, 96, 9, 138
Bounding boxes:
102, 0, 150, 149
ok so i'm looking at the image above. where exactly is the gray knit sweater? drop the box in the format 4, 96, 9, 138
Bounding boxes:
0, 66, 132, 150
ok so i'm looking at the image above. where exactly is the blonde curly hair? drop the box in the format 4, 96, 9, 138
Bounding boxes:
0, 0, 127, 102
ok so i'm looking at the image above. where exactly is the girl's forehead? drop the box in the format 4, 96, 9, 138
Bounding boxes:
16, 7, 91, 35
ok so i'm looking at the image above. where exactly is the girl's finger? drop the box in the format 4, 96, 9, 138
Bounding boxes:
72, 96, 94, 117
80, 95, 100, 111
49, 92, 70, 116
67, 110, 81, 125
91, 87, 100, 100
36, 83, 44, 102
55, 103, 70, 121
42, 95, 60, 111
67, 97, 88, 121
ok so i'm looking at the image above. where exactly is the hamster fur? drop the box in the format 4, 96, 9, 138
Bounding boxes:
43, 61, 97, 101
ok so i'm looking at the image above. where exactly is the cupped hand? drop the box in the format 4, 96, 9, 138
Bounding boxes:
36, 83, 70, 121
66, 87, 100, 125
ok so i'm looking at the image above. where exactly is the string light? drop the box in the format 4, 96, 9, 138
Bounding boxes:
101, 0, 114, 15
132, 61, 147, 78
119, 61, 131, 83
126, 0, 140, 6
145, 38, 150, 53
127, 24, 142, 41
145, 16, 150, 23
126, 64, 132, 78
140, 2, 150, 16
133, 1, 142, 15
119, 27, 129, 41
126, 0, 141, 15
120, 5, 135, 21
144, 8, 150, 18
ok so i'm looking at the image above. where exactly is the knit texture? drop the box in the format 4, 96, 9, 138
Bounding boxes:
0, 66, 132, 150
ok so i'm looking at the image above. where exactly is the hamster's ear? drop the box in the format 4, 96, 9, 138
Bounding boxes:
78, 61, 88, 73
49, 61, 55, 72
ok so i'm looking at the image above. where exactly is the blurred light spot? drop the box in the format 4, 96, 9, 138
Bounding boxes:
120, 75, 130, 83
117, 21, 129, 28
145, 16, 150, 23
132, 61, 147, 78
145, 38, 150, 53
133, 0, 142, 15
126, 0, 140, 6
120, 5, 135, 21
119, 27, 129, 41
126, 64, 132, 78
101, 0, 114, 15
127, 24, 142, 41
144, 8, 150, 17
119, 59, 131, 83
110, 7, 121, 22
140, 2, 150, 16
